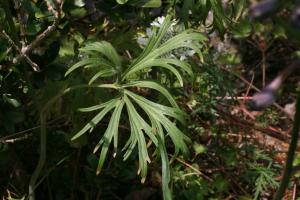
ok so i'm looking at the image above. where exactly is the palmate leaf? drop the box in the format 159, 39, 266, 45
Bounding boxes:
71, 98, 119, 140
124, 95, 152, 181
77, 98, 118, 112
88, 68, 117, 85
93, 99, 125, 175
65, 41, 121, 77
124, 59, 191, 87
80, 41, 121, 67
66, 14, 207, 200
131, 15, 173, 66
124, 89, 185, 123
65, 58, 114, 76
122, 24, 207, 79
123, 80, 179, 108
125, 90, 190, 156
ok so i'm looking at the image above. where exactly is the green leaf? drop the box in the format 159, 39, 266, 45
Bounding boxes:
78, 98, 119, 112
125, 95, 151, 180
273, 24, 287, 39
210, 0, 228, 36
157, 114, 189, 156
233, 20, 252, 39
70, 8, 87, 18
124, 90, 189, 156
123, 80, 179, 108
160, 58, 193, 75
124, 94, 158, 145
125, 90, 186, 123
218, 53, 241, 65
66, 41, 122, 77
95, 99, 125, 175
3, 94, 21, 108
64, 14, 196, 192
140, 0, 162, 7
88, 69, 117, 84
116, 0, 128, 4
193, 142, 207, 155
71, 98, 118, 140
234, 0, 246, 21
127, 0, 162, 7
293, 153, 300, 166
65, 58, 113, 76
74, 0, 85, 7
80, 41, 122, 67
122, 15, 206, 80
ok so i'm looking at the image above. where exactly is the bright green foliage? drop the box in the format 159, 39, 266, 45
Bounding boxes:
116, 0, 162, 7
1, 0, 299, 199
246, 151, 280, 200
250, 163, 279, 200
65, 15, 207, 194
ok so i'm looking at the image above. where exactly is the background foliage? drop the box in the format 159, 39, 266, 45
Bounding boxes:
1, 0, 300, 200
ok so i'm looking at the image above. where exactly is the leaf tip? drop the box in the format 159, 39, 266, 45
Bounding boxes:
71, 135, 78, 141
96, 170, 101, 176
141, 177, 146, 184
93, 147, 98, 154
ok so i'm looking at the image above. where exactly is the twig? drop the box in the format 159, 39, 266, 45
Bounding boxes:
1, 133, 32, 143
0, 116, 66, 141
292, 184, 296, 200
215, 96, 253, 100
181, 172, 203, 177
1, 30, 40, 71
220, 65, 293, 119
171, 156, 213, 182
245, 71, 255, 101
126, 50, 132, 59
5, 0, 63, 71
258, 37, 267, 88
216, 106, 290, 143
251, 61, 298, 110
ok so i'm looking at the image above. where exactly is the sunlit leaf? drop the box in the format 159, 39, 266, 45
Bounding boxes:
116, 0, 128, 4
125, 95, 151, 180
94, 99, 125, 175
3, 94, 21, 108
71, 98, 118, 140
123, 80, 179, 108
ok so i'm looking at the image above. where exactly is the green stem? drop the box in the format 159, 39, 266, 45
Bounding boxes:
157, 135, 172, 200
28, 83, 120, 200
273, 92, 300, 200
28, 113, 47, 200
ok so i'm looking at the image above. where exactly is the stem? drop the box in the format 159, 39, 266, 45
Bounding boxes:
28, 113, 47, 200
273, 92, 300, 200
28, 83, 120, 200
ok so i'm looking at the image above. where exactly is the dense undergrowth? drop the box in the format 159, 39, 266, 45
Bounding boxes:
1, 0, 300, 200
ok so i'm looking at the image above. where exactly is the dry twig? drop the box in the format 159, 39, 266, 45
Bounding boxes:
171, 155, 213, 182
220, 65, 293, 119
0, 0, 63, 71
